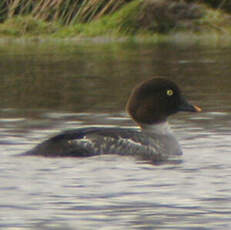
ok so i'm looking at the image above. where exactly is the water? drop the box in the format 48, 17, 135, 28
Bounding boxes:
0, 39, 231, 229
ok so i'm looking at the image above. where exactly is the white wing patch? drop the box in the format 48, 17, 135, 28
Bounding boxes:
66, 133, 169, 161
123, 137, 143, 147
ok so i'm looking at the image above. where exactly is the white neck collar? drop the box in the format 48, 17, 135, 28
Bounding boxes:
139, 121, 172, 135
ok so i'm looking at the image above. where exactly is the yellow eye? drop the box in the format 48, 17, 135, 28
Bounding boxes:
166, 89, 174, 96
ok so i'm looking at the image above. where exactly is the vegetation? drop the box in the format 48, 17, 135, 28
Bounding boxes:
0, 0, 130, 24
0, 0, 230, 38
0, 16, 59, 36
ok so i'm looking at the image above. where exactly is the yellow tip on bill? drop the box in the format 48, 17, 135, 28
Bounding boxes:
194, 105, 202, 112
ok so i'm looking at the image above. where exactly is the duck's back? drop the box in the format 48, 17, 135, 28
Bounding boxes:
24, 127, 182, 161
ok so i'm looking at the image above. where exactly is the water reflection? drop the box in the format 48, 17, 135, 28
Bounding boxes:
0, 40, 231, 115
0, 40, 231, 229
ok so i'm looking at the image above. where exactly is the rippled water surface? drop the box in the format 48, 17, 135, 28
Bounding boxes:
0, 39, 231, 229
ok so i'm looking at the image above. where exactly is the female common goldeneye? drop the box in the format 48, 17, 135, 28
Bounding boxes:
24, 78, 201, 161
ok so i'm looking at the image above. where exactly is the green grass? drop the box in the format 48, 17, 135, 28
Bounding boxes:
0, 0, 230, 40
56, 0, 147, 37
195, 7, 231, 33
0, 16, 59, 36
0, 0, 129, 25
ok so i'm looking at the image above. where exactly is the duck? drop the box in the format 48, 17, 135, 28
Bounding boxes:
23, 78, 201, 162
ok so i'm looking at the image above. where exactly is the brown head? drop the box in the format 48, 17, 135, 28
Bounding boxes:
126, 78, 201, 125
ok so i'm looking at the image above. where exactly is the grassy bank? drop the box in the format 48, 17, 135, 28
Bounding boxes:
0, 0, 230, 39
